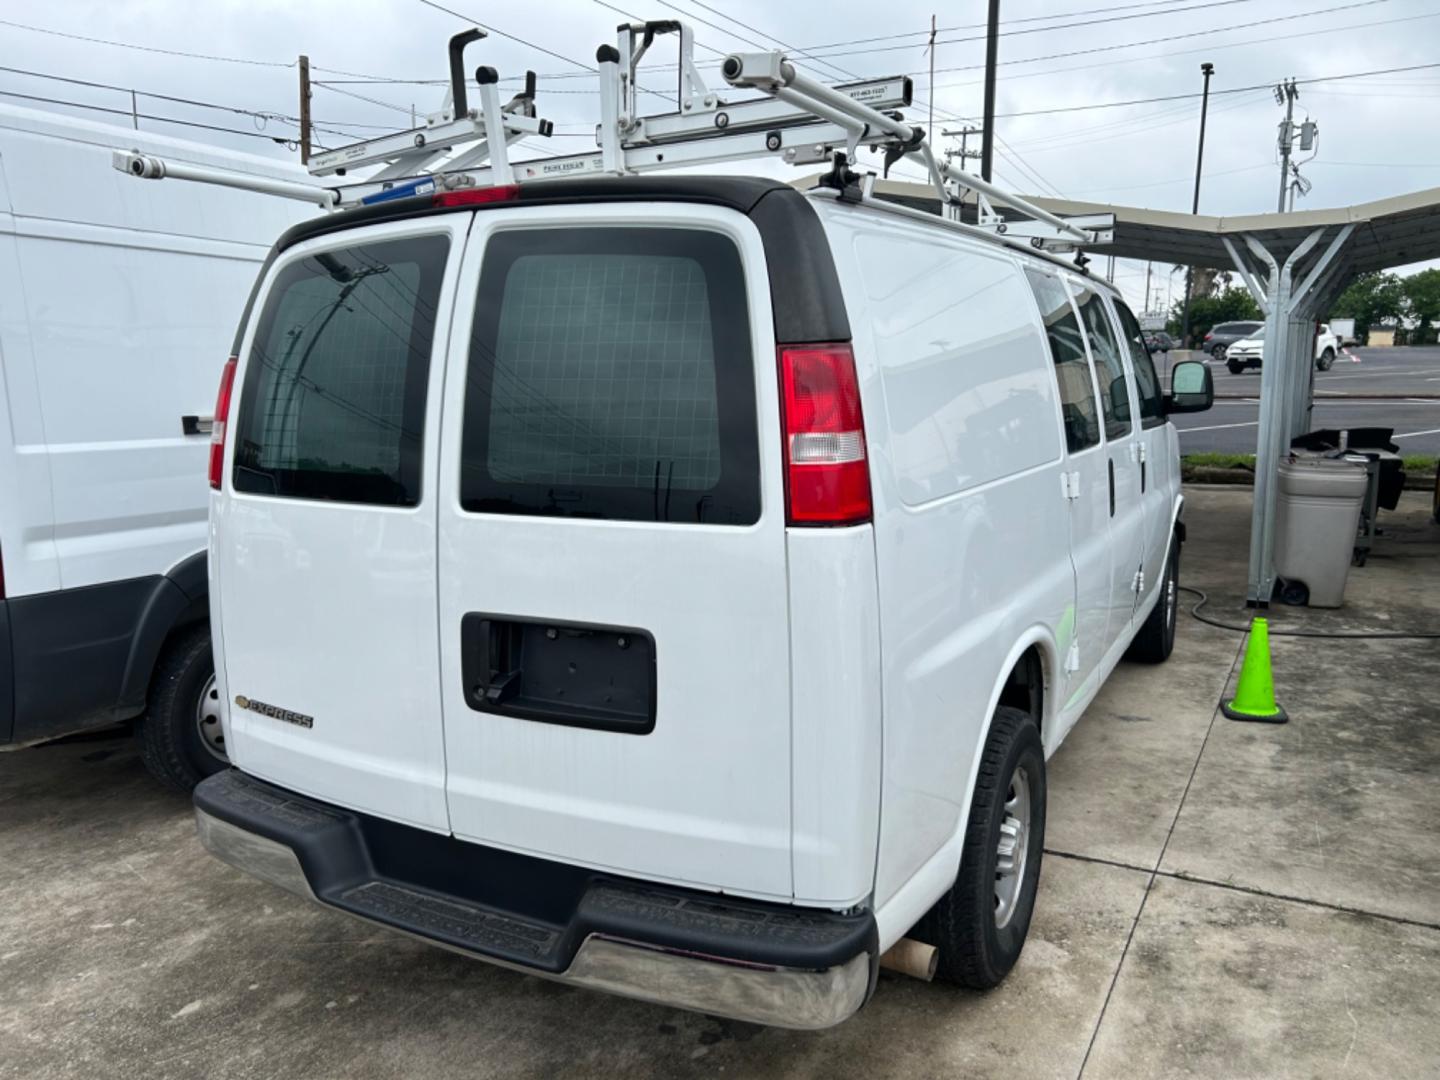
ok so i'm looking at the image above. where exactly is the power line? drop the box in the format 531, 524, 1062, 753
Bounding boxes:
414, 0, 599, 74
995, 60, 1440, 118
0, 87, 300, 144
0, 16, 294, 67
311, 81, 415, 116
799, 0, 1272, 61
930, 7, 1437, 91
784, 0, 1205, 52
928, 0, 1390, 81
0, 63, 299, 126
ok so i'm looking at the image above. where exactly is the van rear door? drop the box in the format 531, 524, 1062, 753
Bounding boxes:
434, 204, 794, 899
215, 218, 465, 831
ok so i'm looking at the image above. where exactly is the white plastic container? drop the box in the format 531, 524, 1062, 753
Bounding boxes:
1274, 456, 1368, 607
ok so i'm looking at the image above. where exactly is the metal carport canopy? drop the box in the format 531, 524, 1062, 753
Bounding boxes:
852, 178, 1440, 603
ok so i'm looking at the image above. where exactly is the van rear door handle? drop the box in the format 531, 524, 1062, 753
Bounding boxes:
1108, 459, 1116, 516
181, 415, 214, 436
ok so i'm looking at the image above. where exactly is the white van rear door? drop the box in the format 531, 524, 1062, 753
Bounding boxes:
434, 203, 794, 899
215, 218, 466, 832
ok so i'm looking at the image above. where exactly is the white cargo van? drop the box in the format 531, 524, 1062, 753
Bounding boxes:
0, 105, 312, 788
191, 170, 1214, 1027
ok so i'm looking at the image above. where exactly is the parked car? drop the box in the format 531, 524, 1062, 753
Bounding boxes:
0, 104, 311, 790
192, 174, 1213, 1029
1202, 320, 1263, 360
1225, 322, 1341, 374
1144, 330, 1176, 353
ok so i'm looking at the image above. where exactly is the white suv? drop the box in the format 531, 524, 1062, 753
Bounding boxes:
193, 175, 1213, 1029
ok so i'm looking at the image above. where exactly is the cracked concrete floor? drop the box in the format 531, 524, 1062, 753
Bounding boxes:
2, 486, 1438, 1079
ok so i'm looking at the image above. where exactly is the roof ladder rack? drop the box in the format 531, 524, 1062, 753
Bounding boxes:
111, 18, 1113, 253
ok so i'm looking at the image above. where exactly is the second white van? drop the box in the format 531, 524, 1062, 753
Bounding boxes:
191, 172, 1213, 1027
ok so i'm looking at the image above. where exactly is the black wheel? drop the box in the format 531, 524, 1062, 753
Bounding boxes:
1226, 359, 1245, 375
912, 707, 1046, 989
1317, 348, 1335, 371
1211, 344, 1226, 361
1279, 579, 1310, 606
136, 625, 228, 794
1127, 541, 1179, 663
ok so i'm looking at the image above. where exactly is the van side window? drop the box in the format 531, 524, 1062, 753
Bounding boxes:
1072, 287, 1133, 440
232, 235, 449, 505
1025, 268, 1100, 453
1113, 302, 1166, 428
460, 228, 760, 525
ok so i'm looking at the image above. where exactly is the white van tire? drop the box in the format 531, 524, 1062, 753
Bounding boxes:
913, 707, 1046, 989
137, 626, 228, 794
1127, 542, 1179, 664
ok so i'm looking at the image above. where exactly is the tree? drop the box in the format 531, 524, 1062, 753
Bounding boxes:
1167, 286, 1262, 342
1402, 268, 1440, 345
1330, 271, 1404, 337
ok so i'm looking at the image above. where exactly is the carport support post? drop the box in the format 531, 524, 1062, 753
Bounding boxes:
1236, 227, 1345, 604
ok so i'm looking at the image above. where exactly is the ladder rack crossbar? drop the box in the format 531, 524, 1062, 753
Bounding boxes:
109, 19, 1112, 254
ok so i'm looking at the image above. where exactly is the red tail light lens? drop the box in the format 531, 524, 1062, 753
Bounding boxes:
432, 184, 520, 208
209, 356, 238, 490
778, 344, 871, 526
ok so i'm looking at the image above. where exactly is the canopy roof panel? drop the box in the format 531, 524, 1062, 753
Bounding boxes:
852, 178, 1440, 274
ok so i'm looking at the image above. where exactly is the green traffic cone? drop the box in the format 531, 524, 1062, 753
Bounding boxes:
1222, 618, 1289, 724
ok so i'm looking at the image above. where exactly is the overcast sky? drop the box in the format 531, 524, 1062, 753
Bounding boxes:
3, 0, 1437, 311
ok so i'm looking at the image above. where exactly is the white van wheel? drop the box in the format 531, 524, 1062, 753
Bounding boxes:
137, 626, 228, 793
912, 707, 1046, 989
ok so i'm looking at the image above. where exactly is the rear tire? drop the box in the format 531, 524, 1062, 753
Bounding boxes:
136, 625, 228, 794
1127, 541, 1179, 663
912, 707, 1046, 989
1211, 345, 1226, 361
1226, 359, 1245, 375
1317, 348, 1335, 371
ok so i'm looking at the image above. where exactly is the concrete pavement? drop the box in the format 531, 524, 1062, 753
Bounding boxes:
2, 486, 1438, 1079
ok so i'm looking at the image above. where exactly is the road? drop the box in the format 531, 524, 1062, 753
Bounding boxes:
1170, 345, 1440, 455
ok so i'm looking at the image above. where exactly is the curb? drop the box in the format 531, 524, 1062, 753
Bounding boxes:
1213, 392, 1440, 401
1182, 466, 1436, 491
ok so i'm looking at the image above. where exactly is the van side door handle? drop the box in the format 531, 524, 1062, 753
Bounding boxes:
1108, 458, 1116, 517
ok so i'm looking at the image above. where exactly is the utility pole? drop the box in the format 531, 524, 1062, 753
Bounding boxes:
1180, 61, 1214, 348
980, 0, 1000, 182
941, 125, 983, 169
1145, 261, 1153, 313
1275, 78, 1298, 213
299, 54, 312, 166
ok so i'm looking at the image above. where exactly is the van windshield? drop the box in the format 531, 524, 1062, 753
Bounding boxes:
459, 228, 761, 525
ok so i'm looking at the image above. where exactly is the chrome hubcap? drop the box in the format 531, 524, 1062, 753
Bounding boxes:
195, 674, 228, 762
995, 766, 1032, 929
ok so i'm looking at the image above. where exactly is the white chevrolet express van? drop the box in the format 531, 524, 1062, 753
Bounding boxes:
0, 105, 310, 789
193, 174, 1213, 1028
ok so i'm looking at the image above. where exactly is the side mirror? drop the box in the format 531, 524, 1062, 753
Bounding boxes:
1167, 360, 1213, 414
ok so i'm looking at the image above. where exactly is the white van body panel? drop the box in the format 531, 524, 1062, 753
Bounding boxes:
812, 202, 1078, 913
205, 183, 1192, 994
0, 104, 311, 597
434, 204, 795, 899
214, 217, 469, 833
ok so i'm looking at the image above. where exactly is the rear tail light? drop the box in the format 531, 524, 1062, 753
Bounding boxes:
209, 356, 238, 490
1203, 333, 1213, 342
432, 184, 520, 208
0, 543, 6, 601
778, 344, 872, 526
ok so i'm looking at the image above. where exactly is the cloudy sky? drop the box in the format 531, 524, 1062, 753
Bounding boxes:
3, 0, 1437, 310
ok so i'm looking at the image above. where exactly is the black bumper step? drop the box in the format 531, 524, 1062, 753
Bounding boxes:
195, 769, 876, 976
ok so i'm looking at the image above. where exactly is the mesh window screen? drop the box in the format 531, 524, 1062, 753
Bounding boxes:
462, 229, 760, 525
488, 253, 722, 490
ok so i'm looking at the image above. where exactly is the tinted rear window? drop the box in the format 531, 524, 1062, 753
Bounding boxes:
232, 235, 448, 505
460, 228, 760, 524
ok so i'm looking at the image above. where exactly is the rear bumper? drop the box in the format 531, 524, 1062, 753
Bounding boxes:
194, 770, 877, 1029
